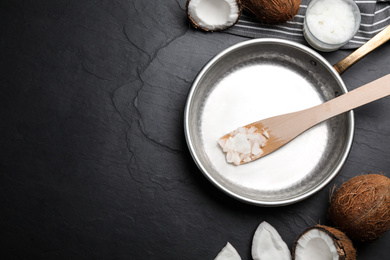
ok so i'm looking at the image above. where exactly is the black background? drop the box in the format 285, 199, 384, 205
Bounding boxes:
1, 1, 390, 259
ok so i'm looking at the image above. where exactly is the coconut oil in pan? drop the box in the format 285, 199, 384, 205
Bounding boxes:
201, 62, 329, 192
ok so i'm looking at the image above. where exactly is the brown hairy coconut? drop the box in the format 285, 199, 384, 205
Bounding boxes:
329, 174, 390, 242
186, 0, 242, 31
242, 0, 301, 24
292, 225, 356, 260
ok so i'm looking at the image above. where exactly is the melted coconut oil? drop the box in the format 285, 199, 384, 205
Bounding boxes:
201, 64, 329, 191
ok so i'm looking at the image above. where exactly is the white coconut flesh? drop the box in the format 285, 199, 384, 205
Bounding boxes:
294, 229, 339, 260
251, 221, 291, 260
188, 0, 240, 31
214, 242, 242, 260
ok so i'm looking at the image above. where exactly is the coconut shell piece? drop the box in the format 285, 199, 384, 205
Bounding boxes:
214, 242, 242, 260
329, 174, 390, 242
293, 225, 356, 260
242, 0, 301, 24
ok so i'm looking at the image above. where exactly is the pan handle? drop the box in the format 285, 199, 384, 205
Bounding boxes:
333, 25, 390, 75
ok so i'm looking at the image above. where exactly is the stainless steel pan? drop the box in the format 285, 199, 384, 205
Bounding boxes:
184, 26, 390, 206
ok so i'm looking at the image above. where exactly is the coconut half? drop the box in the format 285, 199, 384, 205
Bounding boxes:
214, 242, 242, 260
293, 225, 356, 260
251, 221, 291, 260
186, 0, 242, 31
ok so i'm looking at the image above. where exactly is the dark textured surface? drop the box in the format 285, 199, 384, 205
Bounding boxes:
1, 0, 390, 259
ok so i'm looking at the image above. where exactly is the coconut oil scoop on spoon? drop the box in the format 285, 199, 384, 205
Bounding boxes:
219, 74, 390, 165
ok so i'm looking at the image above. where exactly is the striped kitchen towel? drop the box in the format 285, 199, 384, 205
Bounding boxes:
226, 0, 390, 49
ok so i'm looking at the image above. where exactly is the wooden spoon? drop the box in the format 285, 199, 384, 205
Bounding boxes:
219, 73, 390, 165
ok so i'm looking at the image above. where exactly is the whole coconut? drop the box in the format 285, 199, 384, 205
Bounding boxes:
242, 0, 301, 24
329, 174, 390, 242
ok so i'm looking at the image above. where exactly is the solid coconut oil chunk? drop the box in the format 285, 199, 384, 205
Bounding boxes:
188, 0, 240, 30
218, 126, 268, 165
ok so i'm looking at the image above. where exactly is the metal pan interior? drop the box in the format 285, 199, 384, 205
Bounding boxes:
184, 39, 354, 206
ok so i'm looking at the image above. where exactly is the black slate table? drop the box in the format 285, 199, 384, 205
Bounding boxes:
1, 1, 389, 259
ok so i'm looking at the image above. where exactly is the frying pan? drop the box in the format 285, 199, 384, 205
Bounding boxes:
184, 25, 390, 206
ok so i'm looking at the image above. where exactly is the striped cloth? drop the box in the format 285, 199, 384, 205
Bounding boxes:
226, 0, 390, 49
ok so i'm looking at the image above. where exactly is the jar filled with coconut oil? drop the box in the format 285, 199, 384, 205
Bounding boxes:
303, 0, 361, 52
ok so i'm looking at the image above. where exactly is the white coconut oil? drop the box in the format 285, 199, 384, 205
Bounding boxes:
201, 64, 329, 191
304, 0, 361, 51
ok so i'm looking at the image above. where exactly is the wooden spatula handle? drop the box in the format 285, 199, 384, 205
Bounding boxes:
333, 25, 390, 75
315, 74, 390, 122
